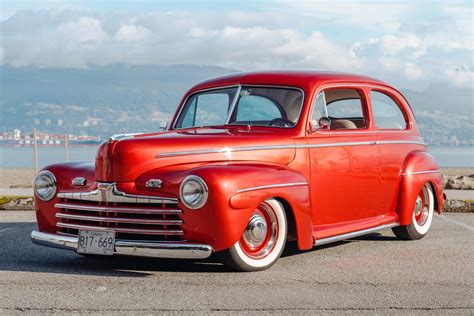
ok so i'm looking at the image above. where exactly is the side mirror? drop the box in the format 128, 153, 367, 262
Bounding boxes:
318, 117, 331, 130
310, 117, 331, 132
159, 120, 168, 131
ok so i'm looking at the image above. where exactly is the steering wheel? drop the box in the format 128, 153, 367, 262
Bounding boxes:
268, 118, 294, 127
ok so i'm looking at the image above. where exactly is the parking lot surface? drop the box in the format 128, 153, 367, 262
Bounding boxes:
0, 211, 473, 314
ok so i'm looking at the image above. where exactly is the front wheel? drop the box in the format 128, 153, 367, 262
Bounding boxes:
392, 183, 435, 240
218, 198, 287, 272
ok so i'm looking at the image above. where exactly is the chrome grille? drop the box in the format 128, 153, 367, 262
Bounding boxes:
55, 198, 184, 242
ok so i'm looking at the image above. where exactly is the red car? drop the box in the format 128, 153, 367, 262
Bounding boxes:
32, 71, 445, 271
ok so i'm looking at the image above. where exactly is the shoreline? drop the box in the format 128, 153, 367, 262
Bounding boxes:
1, 167, 473, 212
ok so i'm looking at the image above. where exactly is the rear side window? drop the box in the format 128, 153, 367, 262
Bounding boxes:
371, 91, 408, 130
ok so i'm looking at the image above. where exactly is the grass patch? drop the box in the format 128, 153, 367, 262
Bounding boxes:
0, 196, 31, 205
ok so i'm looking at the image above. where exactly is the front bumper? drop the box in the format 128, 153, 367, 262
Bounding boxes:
31, 230, 213, 259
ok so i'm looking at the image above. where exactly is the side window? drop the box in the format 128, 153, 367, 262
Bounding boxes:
312, 88, 367, 130
327, 99, 364, 118
311, 92, 327, 125
180, 93, 229, 128
236, 95, 282, 122
371, 91, 408, 130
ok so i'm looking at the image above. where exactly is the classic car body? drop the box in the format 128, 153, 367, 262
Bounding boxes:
32, 71, 445, 271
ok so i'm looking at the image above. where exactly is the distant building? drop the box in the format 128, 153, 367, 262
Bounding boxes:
13, 129, 21, 140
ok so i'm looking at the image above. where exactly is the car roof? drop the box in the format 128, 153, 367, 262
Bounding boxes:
189, 70, 390, 93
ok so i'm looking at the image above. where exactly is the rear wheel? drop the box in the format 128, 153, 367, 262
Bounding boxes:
392, 183, 435, 240
219, 198, 287, 272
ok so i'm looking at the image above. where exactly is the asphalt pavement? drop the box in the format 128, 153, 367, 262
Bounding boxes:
0, 211, 473, 315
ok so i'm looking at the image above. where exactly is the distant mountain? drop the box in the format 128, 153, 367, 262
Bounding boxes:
1, 65, 472, 145
401, 84, 473, 115
0, 64, 237, 135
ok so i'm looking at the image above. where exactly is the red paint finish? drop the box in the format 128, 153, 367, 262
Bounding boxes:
34, 71, 444, 254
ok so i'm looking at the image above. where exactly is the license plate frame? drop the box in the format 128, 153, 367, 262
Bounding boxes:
77, 229, 115, 256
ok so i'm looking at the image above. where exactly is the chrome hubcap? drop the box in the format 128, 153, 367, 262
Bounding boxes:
414, 196, 423, 217
243, 214, 268, 247
414, 186, 430, 226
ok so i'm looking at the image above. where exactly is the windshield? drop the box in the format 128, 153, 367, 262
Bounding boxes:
173, 86, 304, 129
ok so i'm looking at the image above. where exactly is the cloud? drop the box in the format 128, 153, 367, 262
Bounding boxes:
58, 17, 107, 43
0, 2, 472, 90
115, 24, 152, 41
446, 67, 474, 89
0, 10, 357, 70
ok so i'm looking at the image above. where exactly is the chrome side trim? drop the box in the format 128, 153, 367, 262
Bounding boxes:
56, 222, 183, 235
377, 140, 426, 146
315, 223, 398, 246
401, 169, 441, 176
156, 140, 426, 158
299, 141, 376, 148
55, 213, 183, 225
57, 183, 178, 204
31, 230, 212, 259
235, 182, 308, 194
54, 203, 182, 215
157, 144, 296, 157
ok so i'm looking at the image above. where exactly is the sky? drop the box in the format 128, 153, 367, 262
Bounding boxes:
1, 0, 473, 90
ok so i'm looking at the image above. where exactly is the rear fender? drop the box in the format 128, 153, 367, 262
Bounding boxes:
397, 151, 443, 226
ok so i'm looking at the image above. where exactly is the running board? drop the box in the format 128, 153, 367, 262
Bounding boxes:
314, 223, 399, 246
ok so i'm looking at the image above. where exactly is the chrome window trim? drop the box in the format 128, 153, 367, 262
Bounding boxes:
401, 169, 441, 176
156, 140, 426, 158
235, 182, 309, 194
225, 85, 242, 124
172, 84, 305, 130
308, 82, 415, 134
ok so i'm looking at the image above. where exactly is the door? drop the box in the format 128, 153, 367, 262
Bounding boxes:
307, 87, 382, 238
370, 89, 419, 214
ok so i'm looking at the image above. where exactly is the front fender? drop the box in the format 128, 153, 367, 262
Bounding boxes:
34, 161, 96, 232
397, 151, 444, 226
146, 163, 312, 251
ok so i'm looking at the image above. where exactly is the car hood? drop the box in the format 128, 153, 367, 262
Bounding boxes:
96, 127, 297, 182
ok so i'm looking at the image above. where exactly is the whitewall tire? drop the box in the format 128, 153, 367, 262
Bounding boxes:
393, 183, 435, 240
219, 198, 287, 271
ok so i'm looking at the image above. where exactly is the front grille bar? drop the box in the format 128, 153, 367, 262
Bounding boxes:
57, 183, 178, 204
54, 203, 182, 215
57, 222, 184, 236
56, 213, 183, 225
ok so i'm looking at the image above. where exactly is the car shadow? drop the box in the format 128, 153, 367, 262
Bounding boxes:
0, 222, 397, 276
0, 222, 229, 276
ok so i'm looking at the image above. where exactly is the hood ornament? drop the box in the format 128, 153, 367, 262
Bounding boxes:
108, 133, 143, 142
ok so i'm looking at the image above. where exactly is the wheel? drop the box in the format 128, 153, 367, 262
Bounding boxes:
218, 198, 287, 272
392, 183, 435, 240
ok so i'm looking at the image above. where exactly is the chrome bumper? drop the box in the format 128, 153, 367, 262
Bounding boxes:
31, 230, 213, 259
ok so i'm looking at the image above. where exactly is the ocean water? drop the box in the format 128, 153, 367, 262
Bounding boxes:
0, 145, 472, 169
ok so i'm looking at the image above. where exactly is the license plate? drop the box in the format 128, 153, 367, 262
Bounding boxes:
77, 230, 115, 255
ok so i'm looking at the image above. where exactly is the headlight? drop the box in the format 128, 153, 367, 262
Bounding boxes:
179, 175, 208, 209
34, 170, 57, 201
